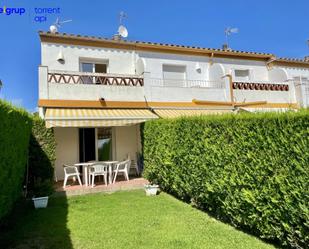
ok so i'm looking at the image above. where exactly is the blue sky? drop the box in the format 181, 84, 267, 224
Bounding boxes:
0, 0, 308, 111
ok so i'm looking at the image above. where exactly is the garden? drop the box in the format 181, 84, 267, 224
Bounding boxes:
1, 190, 275, 249
0, 99, 308, 249
142, 110, 309, 249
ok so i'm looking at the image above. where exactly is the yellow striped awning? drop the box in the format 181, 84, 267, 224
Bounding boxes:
238, 107, 292, 113
154, 109, 232, 118
44, 108, 158, 128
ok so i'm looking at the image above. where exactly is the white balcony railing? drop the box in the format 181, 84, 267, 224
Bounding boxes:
147, 78, 225, 89
48, 70, 144, 86
47, 70, 226, 89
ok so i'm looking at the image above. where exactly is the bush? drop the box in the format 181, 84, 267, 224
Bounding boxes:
142, 110, 309, 248
0, 100, 32, 220
32, 180, 54, 197
28, 115, 56, 196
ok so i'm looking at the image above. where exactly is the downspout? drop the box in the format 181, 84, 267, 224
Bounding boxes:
266, 56, 277, 70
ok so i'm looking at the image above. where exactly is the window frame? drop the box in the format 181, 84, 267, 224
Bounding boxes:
79, 59, 109, 74
162, 64, 187, 87
233, 68, 252, 81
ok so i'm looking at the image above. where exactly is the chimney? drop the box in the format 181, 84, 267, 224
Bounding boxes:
112, 34, 121, 41
222, 43, 230, 51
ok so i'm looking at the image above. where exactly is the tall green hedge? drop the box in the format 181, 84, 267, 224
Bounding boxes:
28, 115, 56, 195
142, 110, 309, 248
0, 100, 32, 220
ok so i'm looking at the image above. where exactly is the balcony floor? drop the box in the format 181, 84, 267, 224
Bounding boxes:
54, 176, 149, 196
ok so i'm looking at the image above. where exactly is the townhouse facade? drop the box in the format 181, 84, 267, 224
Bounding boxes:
38, 31, 309, 180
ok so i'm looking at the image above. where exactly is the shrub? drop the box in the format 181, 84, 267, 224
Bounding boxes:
142, 110, 309, 248
28, 115, 56, 196
32, 180, 54, 197
0, 100, 32, 220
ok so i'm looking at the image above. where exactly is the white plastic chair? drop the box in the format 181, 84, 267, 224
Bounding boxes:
130, 160, 139, 176
63, 164, 82, 188
89, 163, 108, 187
125, 154, 139, 176
87, 160, 97, 184
113, 159, 131, 183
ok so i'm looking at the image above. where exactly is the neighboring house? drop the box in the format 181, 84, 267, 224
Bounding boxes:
38, 31, 309, 180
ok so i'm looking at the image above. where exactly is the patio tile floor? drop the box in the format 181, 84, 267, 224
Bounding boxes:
54, 177, 149, 196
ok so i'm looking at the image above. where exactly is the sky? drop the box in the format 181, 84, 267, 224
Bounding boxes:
0, 0, 308, 112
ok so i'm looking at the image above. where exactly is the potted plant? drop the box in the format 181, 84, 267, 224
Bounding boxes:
32, 180, 54, 209
144, 181, 160, 196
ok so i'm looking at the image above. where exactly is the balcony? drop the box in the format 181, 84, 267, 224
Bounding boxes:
48, 70, 144, 87
39, 67, 229, 103
231, 80, 295, 104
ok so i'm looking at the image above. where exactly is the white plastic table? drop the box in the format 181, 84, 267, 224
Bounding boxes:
74, 162, 95, 186
74, 161, 119, 186
100, 161, 119, 184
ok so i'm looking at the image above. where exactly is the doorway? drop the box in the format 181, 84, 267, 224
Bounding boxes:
79, 128, 96, 162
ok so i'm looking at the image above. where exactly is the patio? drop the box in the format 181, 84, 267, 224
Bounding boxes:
54, 176, 148, 196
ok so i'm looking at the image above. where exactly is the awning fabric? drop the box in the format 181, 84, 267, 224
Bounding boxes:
45, 108, 158, 128
238, 107, 290, 113
153, 109, 231, 118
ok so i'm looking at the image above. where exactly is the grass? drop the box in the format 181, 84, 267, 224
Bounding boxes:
0, 190, 277, 249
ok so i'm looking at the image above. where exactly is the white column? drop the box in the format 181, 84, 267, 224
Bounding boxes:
38, 66, 49, 99
143, 71, 152, 102
299, 78, 308, 107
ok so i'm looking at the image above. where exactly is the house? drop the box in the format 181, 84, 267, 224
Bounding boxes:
38, 31, 309, 180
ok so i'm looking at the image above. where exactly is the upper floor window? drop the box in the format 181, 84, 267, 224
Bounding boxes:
80, 61, 108, 84
163, 65, 186, 87
234, 69, 250, 81
80, 62, 107, 74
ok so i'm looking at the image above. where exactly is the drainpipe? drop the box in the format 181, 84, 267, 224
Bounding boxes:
266, 56, 277, 70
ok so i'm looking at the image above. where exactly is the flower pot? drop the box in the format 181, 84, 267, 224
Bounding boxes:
32, 196, 49, 209
144, 184, 159, 196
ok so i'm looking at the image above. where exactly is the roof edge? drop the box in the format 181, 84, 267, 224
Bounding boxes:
38, 31, 309, 67
38, 31, 272, 60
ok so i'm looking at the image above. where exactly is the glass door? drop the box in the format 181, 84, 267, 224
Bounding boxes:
79, 128, 96, 162
97, 128, 112, 161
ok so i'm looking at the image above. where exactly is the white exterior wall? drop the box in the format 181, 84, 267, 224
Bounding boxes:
114, 125, 140, 162
54, 127, 79, 181
215, 58, 269, 81
54, 126, 140, 180
40, 41, 309, 106
139, 52, 209, 80
47, 83, 145, 101
282, 66, 309, 107
41, 43, 135, 74
233, 89, 295, 104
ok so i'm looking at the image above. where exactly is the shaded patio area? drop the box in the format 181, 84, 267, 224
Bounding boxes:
54, 177, 148, 196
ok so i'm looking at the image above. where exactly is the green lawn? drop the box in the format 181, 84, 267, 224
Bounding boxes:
1, 190, 276, 249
